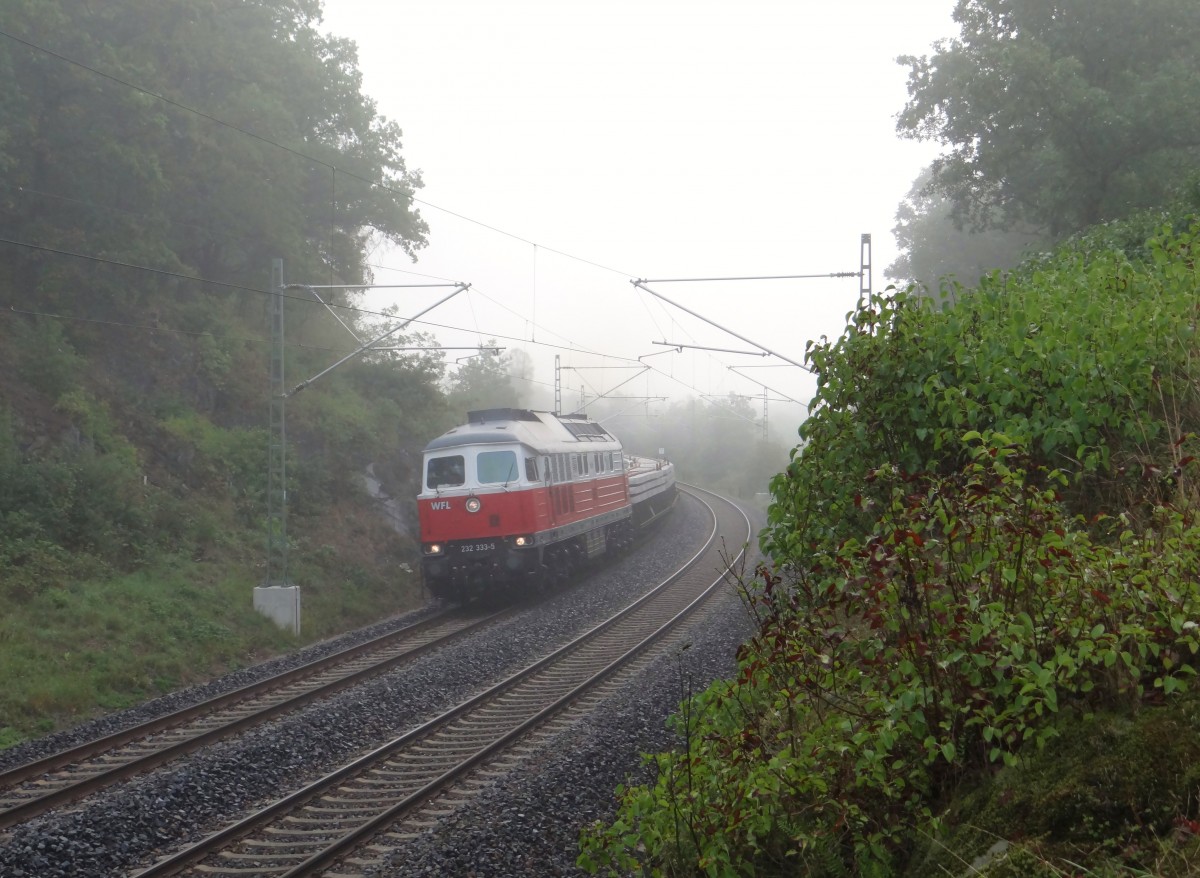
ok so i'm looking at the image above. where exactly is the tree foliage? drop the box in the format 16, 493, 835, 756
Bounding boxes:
445, 340, 521, 414
897, 0, 1200, 239
0, 0, 427, 316
583, 434, 1200, 876
0, 0, 445, 684
886, 166, 1041, 291
582, 202, 1200, 875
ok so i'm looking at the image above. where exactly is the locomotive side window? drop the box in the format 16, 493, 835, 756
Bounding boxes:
570, 454, 579, 479
478, 450, 519, 484
427, 455, 465, 489
525, 457, 539, 482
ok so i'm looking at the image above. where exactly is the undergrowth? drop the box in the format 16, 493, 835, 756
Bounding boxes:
580, 217, 1200, 875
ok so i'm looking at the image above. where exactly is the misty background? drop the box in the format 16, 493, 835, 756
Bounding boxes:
316, 0, 956, 452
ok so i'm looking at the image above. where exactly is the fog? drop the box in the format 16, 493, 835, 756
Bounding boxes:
320, 0, 956, 445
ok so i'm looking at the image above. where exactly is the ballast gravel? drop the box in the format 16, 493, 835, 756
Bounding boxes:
0, 494, 757, 878
368, 591, 753, 878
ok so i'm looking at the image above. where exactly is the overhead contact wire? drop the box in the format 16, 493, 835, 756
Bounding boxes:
3, 29, 820, 406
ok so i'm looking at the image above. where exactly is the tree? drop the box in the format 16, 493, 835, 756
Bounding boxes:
445, 341, 520, 415
887, 166, 1042, 294
0, 0, 427, 317
897, 0, 1200, 239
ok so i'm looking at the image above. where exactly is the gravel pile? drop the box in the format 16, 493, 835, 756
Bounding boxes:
0, 495, 751, 878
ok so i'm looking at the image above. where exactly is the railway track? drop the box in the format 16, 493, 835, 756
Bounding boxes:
0, 607, 513, 830
134, 485, 749, 878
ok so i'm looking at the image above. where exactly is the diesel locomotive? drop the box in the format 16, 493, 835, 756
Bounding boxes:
416, 408, 676, 601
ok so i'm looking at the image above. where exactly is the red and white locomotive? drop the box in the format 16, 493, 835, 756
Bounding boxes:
417, 407, 676, 601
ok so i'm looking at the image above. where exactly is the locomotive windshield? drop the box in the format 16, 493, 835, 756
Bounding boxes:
427, 455, 465, 489
477, 450, 519, 484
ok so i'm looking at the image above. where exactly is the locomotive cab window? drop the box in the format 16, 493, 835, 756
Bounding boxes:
525, 457, 539, 482
427, 455, 465, 489
478, 450, 519, 484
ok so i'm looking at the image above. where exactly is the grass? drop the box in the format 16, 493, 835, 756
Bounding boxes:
0, 530, 424, 748
0, 559, 292, 743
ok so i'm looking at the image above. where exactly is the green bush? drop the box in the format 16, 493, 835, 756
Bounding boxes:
12, 318, 83, 399
582, 215, 1200, 877
0, 512, 73, 602
162, 412, 268, 521
55, 390, 139, 466
767, 224, 1200, 568
582, 436, 1200, 875
908, 699, 1200, 876
0, 407, 154, 571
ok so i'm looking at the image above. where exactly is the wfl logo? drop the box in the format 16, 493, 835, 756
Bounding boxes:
430, 500, 452, 510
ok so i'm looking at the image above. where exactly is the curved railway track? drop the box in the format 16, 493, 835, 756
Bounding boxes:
134, 485, 749, 878
0, 608, 514, 830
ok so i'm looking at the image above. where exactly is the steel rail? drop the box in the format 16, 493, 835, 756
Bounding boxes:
134, 486, 748, 878
0, 607, 512, 830
292, 488, 749, 878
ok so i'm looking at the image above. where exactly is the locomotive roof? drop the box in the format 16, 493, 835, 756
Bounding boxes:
423, 408, 620, 452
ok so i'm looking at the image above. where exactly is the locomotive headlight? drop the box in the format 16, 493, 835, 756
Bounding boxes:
425, 543, 443, 555
465, 496, 482, 513
514, 535, 530, 547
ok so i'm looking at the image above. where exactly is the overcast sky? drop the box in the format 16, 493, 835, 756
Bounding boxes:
320, 0, 957, 433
